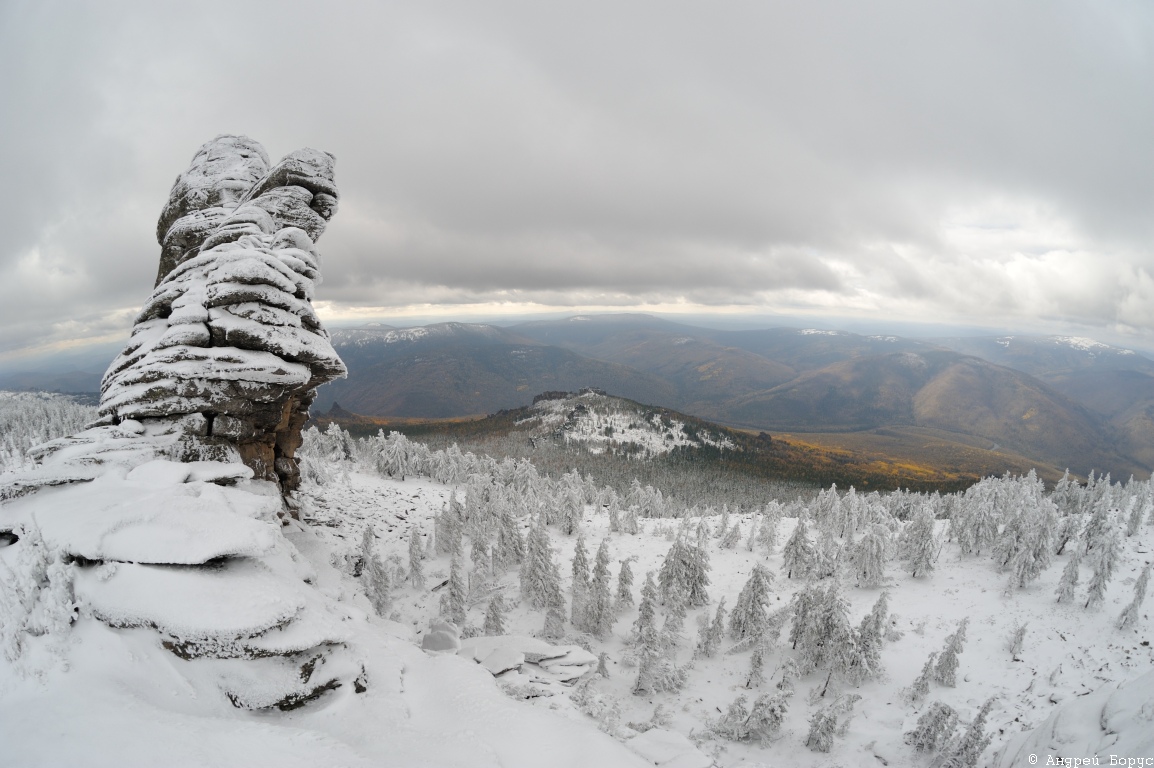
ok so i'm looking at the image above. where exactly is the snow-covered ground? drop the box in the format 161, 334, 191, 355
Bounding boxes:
1, 406, 1152, 767
296, 468, 1154, 768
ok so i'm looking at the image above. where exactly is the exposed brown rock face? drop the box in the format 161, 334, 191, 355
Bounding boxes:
100, 135, 346, 504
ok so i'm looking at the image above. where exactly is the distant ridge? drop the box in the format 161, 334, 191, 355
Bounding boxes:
314, 314, 1153, 480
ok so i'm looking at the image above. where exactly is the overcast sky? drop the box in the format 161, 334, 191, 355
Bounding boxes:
3, 0, 1154, 366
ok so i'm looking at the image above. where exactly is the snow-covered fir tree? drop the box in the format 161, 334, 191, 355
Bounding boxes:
851, 523, 889, 588
360, 527, 392, 617
1055, 547, 1081, 603
446, 552, 467, 626
584, 538, 615, 638
657, 535, 710, 608
899, 505, 938, 578
408, 526, 425, 589
571, 532, 591, 626
720, 521, 742, 549
805, 694, 860, 752
493, 503, 525, 572
632, 571, 687, 694
695, 597, 727, 658
1085, 526, 1121, 609
934, 618, 969, 687
483, 594, 506, 636
939, 698, 995, 768
907, 651, 938, 703
729, 563, 774, 642
520, 515, 564, 612
1117, 562, 1151, 631
757, 504, 780, 553
615, 557, 636, 611
905, 701, 958, 753
782, 517, 816, 579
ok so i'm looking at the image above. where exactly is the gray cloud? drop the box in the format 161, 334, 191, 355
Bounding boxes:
3, 0, 1153, 363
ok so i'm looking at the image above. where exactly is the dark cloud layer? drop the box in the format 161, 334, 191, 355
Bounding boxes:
3, 0, 1153, 362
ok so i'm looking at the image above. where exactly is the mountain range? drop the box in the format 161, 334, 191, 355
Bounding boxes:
307, 314, 1154, 481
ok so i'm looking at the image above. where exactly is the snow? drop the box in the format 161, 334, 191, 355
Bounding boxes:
799, 329, 840, 335
626, 729, 713, 768
1052, 335, 1112, 353
991, 668, 1154, 767
3, 406, 1153, 767
523, 393, 735, 456
75, 558, 307, 640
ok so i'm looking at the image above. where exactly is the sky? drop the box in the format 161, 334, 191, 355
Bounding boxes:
3, 0, 1154, 369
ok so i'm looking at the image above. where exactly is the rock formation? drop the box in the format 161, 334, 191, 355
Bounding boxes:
0, 138, 364, 710
98, 134, 346, 504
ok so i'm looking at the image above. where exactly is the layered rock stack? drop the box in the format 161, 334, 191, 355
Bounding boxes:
98, 135, 346, 503
0, 138, 366, 709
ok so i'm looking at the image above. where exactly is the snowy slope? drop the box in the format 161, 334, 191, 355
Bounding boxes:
3, 412, 1153, 767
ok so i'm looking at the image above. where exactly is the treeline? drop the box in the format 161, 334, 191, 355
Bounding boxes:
0, 392, 97, 473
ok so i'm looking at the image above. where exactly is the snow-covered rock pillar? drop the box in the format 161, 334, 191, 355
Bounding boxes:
99, 135, 346, 505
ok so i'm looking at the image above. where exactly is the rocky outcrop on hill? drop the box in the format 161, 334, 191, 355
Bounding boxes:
97, 135, 345, 499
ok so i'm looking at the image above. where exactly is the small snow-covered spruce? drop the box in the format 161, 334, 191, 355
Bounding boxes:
470, 537, 491, 591
934, 618, 969, 687
847, 591, 889, 685
1007, 622, 1028, 661
717, 504, 731, 538
905, 701, 959, 753
746, 635, 769, 688
782, 517, 816, 579
620, 505, 640, 535
1124, 497, 1142, 536
744, 692, 789, 745
720, 521, 741, 549
939, 698, 995, 768
445, 552, 467, 626
1054, 512, 1082, 556
907, 651, 938, 704
695, 597, 727, 658
632, 572, 687, 694
361, 527, 392, 617
596, 651, 610, 678
851, 524, 889, 588
659, 581, 688, 653
585, 538, 615, 638
757, 505, 780, 553
1117, 562, 1151, 631
712, 692, 790, 745
408, 526, 425, 589
1055, 548, 1081, 603
1085, 527, 1122, 610
712, 695, 750, 741
570, 532, 591, 626
804, 693, 860, 753
493, 504, 524, 572
729, 563, 774, 641
746, 514, 760, 551
520, 515, 564, 611
789, 580, 856, 678
812, 533, 844, 580
899, 505, 938, 578
657, 534, 710, 607
615, 557, 635, 611
483, 594, 506, 636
